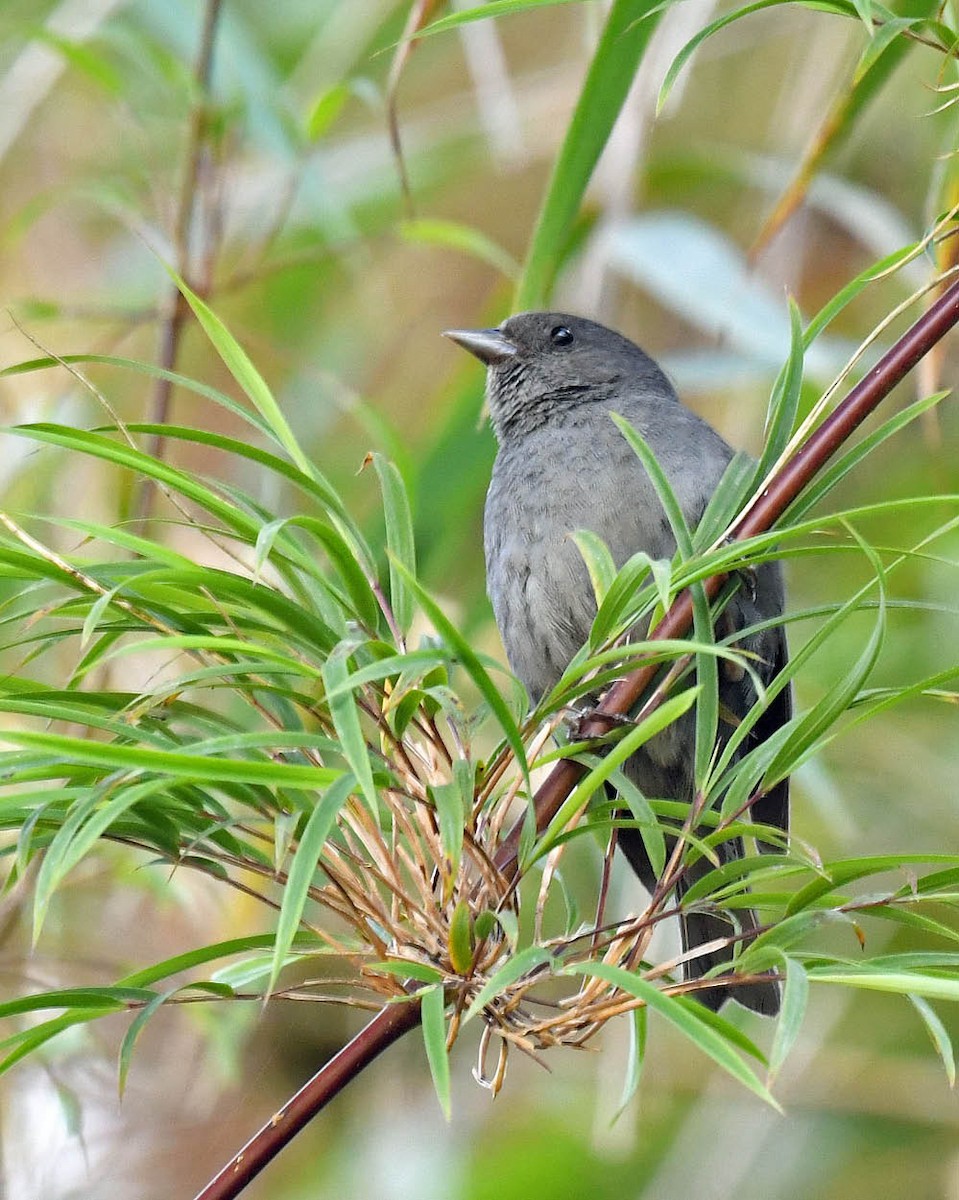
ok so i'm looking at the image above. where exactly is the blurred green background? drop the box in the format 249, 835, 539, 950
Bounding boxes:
0, 1, 957, 1197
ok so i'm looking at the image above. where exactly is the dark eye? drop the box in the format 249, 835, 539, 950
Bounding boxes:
550, 325, 574, 346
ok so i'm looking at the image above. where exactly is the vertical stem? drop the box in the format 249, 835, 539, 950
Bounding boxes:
137, 0, 225, 519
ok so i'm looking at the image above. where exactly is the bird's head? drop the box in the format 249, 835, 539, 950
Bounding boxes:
444, 311, 673, 440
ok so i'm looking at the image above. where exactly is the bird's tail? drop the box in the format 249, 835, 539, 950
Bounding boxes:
618, 824, 780, 1015
679, 900, 780, 1016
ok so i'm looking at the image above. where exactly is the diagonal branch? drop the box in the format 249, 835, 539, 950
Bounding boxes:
192, 276, 959, 1200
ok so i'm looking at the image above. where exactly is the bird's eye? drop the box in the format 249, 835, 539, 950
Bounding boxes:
550, 325, 574, 346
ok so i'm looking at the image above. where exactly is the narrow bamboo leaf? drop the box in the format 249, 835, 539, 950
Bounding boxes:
672, 997, 769, 1063
117, 982, 231, 1096
658, 0, 856, 112
766, 527, 886, 782
392, 560, 530, 786
610, 414, 692, 556
517, 0, 663, 308
419, 0, 590, 36
421, 984, 452, 1119
609, 413, 718, 789
267, 773, 355, 998
399, 219, 520, 280
0, 987, 155, 1019
607, 763, 666, 878
322, 645, 379, 810
172, 275, 314, 477
33, 778, 169, 942
321, 647, 451, 701
463, 946, 553, 1022
370, 961, 444, 984
529, 687, 699, 864
433, 775, 467, 883
768, 958, 809, 1082
3, 730, 339, 788
809, 970, 959, 1002
786, 854, 959, 916
255, 515, 380, 629
0, 1013, 111, 1077
372, 453, 416, 635
564, 961, 781, 1108
571, 530, 619, 607
121, 420, 352, 520
756, 299, 804, 479
695, 452, 756, 547
613, 1005, 647, 1120
306, 81, 350, 141
112, 933, 326, 990
448, 901, 474, 975
11, 424, 260, 536
908, 995, 955, 1087
591, 551, 671, 647
784, 392, 947, 522
740, 910, 836, 962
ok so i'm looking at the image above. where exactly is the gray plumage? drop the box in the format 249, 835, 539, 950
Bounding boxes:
446, 311, 790, 1015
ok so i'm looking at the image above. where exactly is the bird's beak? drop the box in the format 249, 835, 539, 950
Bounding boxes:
442, 327, 518, 366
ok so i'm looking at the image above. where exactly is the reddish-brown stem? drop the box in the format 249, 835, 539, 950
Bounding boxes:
194, 276, 959, 1199
191, 999, 422, 1200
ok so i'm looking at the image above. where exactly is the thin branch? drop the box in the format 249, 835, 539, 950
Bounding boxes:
190, 999, 423, 1200
137, 0, 224, 519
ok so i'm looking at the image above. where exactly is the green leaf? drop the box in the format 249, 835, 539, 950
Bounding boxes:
0, 986, 155, 1020
464, 946, 553, 1022
305, 81, 350, 141
418, 0, 592, 39
908, 995, 955, 1087
530, 688, 699, 864
609, 412, 718, 789
809, 969, 959, 1003
32, 778, 170, 942
765, 524, 886, 782
118, 982, 232, 1096
433, 765, 470, 885
421, 985, 452, 1120
658, 0, 829, 113
516, 0, 663, 307
3, 730, 338, 787
370, 961, 445, 984
563, 961, 781, 1108
448, 901, 474, 975
613, 1005, 647, 1119
392, 560, 530, 786
768, 958, 809, 1082
591, 551, 672, 647
372, 453, 417, 635
784, 391, 947, 523
321, 646, 379, 810
785, 855, 959, 917
171, 275, 314, 477
254, 515, 379, 629
570, 530, 619, 607
399, 219, 520, 280
267, 773, 355, 998
756, 299, 804, 479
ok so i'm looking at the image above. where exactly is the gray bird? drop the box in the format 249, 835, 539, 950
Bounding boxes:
445, 311, 789, 1014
